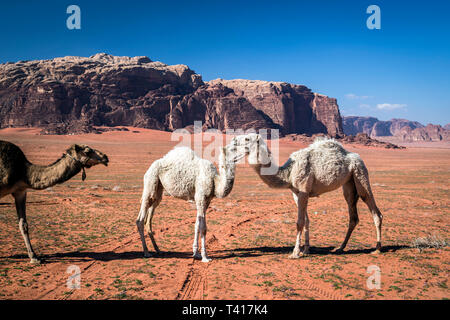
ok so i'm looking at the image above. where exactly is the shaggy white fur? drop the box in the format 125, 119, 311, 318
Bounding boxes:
136, 145, 243, 262
231, 134, 383, 258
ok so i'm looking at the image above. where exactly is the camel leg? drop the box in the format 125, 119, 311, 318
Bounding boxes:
193, 196, 211, 262
137, 197, 152, 257
303, 212, 310, 254
145, 184, 163, 254
292, 192, 310, 254
136, 178, 160, 257
13, 191, 40, 264
336, 178, 359, 253
354, 172, 383, 254
289, 192, 308, 259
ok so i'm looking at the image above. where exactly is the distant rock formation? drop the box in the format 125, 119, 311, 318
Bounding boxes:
398, 124, 450, 142
343, 116, 449, 142
0, 53, 343, 137
341, 133, 404, 149
342, 116, 380, 136
285, 132, 404, 149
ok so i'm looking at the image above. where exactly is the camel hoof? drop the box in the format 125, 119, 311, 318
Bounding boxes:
371, 249, 381, 255
201, 257, 212, 263
30, 258, 41, 264
193, 252, 202, 260
334, 248, 344, 254
143, 251, 152, 258
288, 253, 301, 259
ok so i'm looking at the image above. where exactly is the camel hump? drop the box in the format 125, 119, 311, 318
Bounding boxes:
0, 140, 25, 157
163, 146, 199, 163
310, 137, 346, 153
0, 140, 28, 186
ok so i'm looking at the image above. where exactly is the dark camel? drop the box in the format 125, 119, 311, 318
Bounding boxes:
0, 140, 109, 263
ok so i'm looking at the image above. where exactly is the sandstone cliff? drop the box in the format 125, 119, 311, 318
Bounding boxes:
0, 54, 343, 137
208, 79, 343, 137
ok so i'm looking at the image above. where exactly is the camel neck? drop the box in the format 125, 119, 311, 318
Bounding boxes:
251, 157, 291, 189
214, 155, 236, 198
25, 155, 83, 190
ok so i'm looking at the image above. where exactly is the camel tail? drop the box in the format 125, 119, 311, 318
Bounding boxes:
137, 160, 163, 231
349, 153, 383, 252
141, 160, 161, 204
349, 154, 374, 202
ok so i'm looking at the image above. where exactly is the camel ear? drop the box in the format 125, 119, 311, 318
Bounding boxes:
256, 134, 262, 144
73, 144, 82, 152
218, 147, 226, 162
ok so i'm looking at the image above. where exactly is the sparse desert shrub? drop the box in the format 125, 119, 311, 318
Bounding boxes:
411, 234, 448, 252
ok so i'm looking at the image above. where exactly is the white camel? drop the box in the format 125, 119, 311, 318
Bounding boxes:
136, 144, 243, 262
231, 133, 383, 258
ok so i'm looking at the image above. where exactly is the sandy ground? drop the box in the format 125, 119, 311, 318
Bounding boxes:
0, 127, 448, 300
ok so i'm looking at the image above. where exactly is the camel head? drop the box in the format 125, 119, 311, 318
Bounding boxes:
230, 133, 271, 165
66, 144, 109, 168
222, 143, 246, 164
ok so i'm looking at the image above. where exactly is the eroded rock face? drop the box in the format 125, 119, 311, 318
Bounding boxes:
399, 124, 450, 142
342, 116, 379, 136
168, 83, 276, 133
0, 53, 202, 132
208, 79, 343, 137
343, 116, 449, 141
0, 54, 343, 137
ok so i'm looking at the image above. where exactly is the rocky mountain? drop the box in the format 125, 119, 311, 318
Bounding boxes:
208, 79, 343, 137
0, 53, 343, 137
343, 116, 449, 142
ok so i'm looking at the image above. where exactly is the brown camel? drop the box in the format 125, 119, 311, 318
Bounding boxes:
0, 140, 109, 263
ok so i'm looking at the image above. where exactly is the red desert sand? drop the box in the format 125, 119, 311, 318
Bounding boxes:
0, 127, 448, 300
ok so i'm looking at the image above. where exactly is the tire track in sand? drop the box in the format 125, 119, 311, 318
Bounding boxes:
175, 213, 276, 300
295, 277, 345, 300
175, 235, 218, 300
175, 260, 207, 300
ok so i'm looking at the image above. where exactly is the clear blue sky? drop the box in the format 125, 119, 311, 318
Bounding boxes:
1, 1, 449, 125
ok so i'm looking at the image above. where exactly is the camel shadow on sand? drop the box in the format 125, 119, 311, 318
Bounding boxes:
211, 244, 409, 259
1, 245, 409, 264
